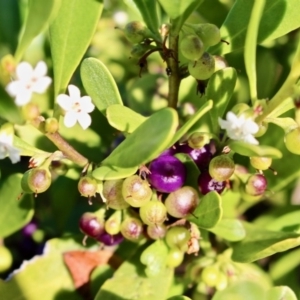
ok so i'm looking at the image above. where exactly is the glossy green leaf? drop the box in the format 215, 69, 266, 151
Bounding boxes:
231, 222, 300, 263
229, 141, 282, 158
212, 280, 266, 300
265, 210, 300, 232
140, 240, 169, 277
209, 219, 246, 241
170, 100, 213, 147
187, 191, 222, 229
92, 165, 138, 181
265, 117, 298, 133
205, 68, 237, 133
211, 0, 300, 55
167, 297, 192, 300
106, 104, 146, 133
13, 135, 50, 156
95, 245, 173, 300
157, 0, 204, 34
102, 108, 178, 168
265, 286, 297, 300
0, 252, 81, 300
131, 0, 160, 35
0, 174, 34, 238
0, 86, 23, 124
49, 0, 103, 97
14, 0, 61, 62
81, 58, 123, 115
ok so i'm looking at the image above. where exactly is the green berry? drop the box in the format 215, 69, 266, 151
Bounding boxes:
250, 156, 272, 170
166, 248, 184, 268
105, 210, 122, 235
25, 167, 52, 194
139, 200, 167, 225
124, 21, 149, 43
165, 226, 191, 251
147, 224, 167, 240
180, 34, 204, 61
103, 179, 129, 210
201, 265, 221, 287
78, 176, 98, 197
209, 155, 235, 182
188, 52, 215, 80
285, 127, 300, 155
192, 23, 221, 47
120, 217, 144, 241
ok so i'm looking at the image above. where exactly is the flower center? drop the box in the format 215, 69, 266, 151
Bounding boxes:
72, 102, 82, 112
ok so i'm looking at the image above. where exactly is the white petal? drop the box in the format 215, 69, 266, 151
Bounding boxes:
7, 146, 21, 163
64, 111, 78, 128
16, 62, 33, 80
243, 134, 259, 145
218, 117, 230, 130
226, 112, 239, 124
32, 77, 52, 93
0, 145, 6, 159
15, 89, 32, 106
243, 119, 259, 134
0, 132, 13, 145
68, 85, 81, 99
5, 81, 22, 97
77, 113, 92, 130
79, 96, 95, 113
33, 61, 47, 77
57, 94, 73, 111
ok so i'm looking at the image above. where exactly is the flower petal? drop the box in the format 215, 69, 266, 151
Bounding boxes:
68, 85, 81, 99
32, 77, 52, 93
15, 89, 33, 106
77, 113, 92, 130
218, 117, 229, 130
57, 94, 73, 110
5, 81, 22, 97
33, 61, 47, 77
16, 62, 33, 80
79, 96, 95, 113
64, 111, 78, 128
7, 146, 21, 163
243, 134, 259, 145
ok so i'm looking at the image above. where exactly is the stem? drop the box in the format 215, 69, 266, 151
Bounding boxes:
45, 132, 88, 167
167, 33, 181, 109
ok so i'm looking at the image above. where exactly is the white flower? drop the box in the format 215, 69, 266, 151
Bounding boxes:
218, 111, 259, 145
0, 131, 20, 164
5, 61, 52, 106
57, 85, 95, 130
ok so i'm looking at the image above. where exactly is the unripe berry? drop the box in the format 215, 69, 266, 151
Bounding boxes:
23, 167, 52, 194
192, 23, 221, 47
148, 155, 186, 193
165, 226, 191, 251
103, 179, 129, 210
122, 175, 152, 207
180, 34, 204, 61
166, 248, 184, 268
79, 212, 105, 238
188, 52, 215, 80
120, 217, 144, 241
105, 210, 122, 235
165, 186, 199, 218
250, 156, 272, 170
201, 265, 221, 287
139, 200, 167, 225
245, 174, 267, 196
209, 155, 235, 182
187, 132, 210, 149
146, 224, 167, 240
198, 171, 226, 195
45, 117, 59, 133
78, 176, 98, 197
285, 127, 300, 155
124, 21, 149, 43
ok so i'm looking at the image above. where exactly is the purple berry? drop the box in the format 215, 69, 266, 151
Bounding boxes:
97, 232, 124, 246
245, 174, 267, 196
176, 143, 212, 170
79, 212, 105, 238
198, 171, 226, 195
148, 155, 186, 193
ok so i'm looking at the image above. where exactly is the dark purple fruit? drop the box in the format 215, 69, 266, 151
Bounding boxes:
209, 155, 235, 182
120, 217, 144, 241
139, 200, 167, 225
79, 212, 105, 238
176, 143, 212, 170
97, 232, 124, 246
245, 174, 267, 196
148, 155, 186, 193
198, 171, 226, 195
146, 224, 167, 240
165, 186, 199, 218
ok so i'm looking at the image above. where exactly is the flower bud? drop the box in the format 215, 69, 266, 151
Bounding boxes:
45, 117, 59, 133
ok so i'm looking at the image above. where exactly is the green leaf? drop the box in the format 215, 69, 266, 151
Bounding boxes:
205, 68, 237, 133
157, 0, 204, 34
229, 141, 282, 158
167, 297, 192, 300
0, 252, 81, 300
265, 210, 300, 232
131, 0, 160, 35
0, 174, 34, 238
209, 219, 246, 241
211, 0, 300, 55
0, 86, 23, 124
13, 135, 50, 156
95, 245, 173, 300
81, 58, 123, 115
92, 165, 138, 181
187, 191, 222, 229
170, 100, 213, 147
265, 286, 297, 300
231, 222, 300, 263
14, 0, 61, 62
49, 0, 103, 97
106, 104, 146, 133
212, 280, 266, 300
102, 108, 178, 168
140, 240, 169, 277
